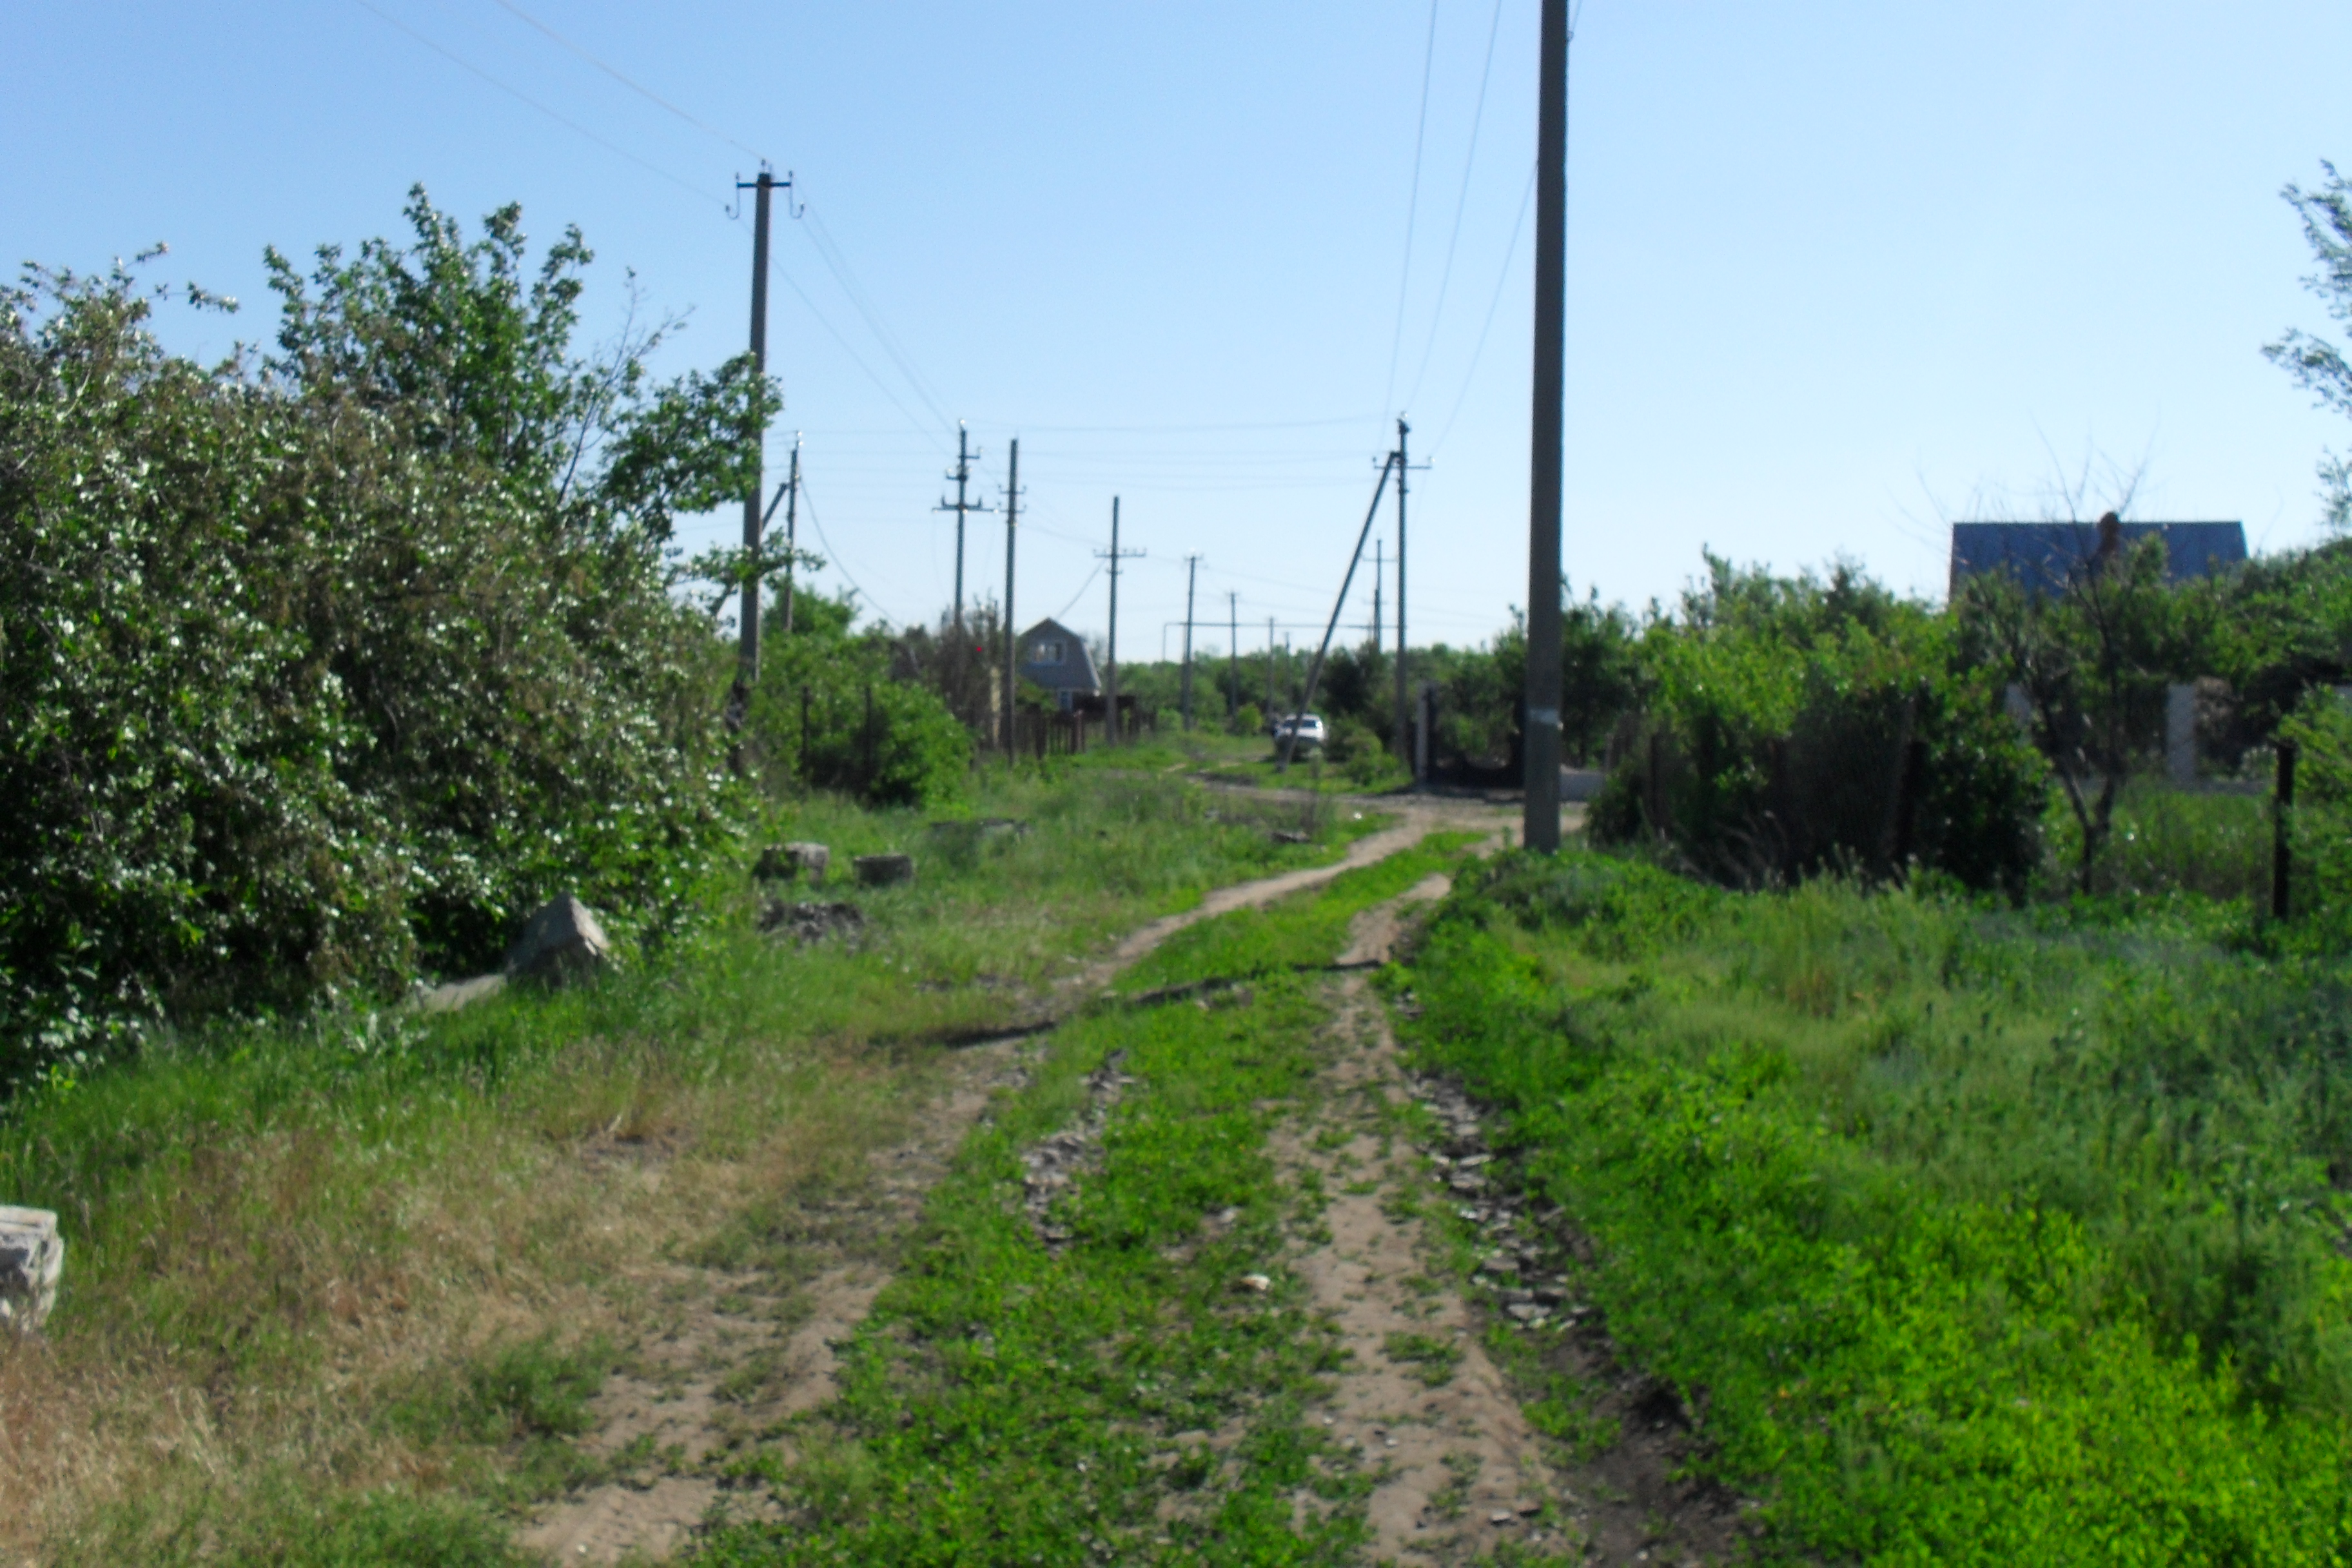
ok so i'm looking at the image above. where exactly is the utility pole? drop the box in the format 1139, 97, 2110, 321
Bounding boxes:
1228, 592, 1239, 728
935, 422, 992, 631
1000, 438, 1021, 761
1096, 498, 1146, 743
1181, 554, 1202, 732
1266, 616, 1277, 716
1371, 538, 1383, 653
1523, 0, 1570, 852
779, 434, 801, 634
727, 165, 786, 740
1389, 418, 1427, 779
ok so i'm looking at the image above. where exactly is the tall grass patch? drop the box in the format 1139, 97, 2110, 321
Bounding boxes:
1398, 850, 2352, 1563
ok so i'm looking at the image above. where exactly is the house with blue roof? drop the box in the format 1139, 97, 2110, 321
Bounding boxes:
1948, 516, 2246, 600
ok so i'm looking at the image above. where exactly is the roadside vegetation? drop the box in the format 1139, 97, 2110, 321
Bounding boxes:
1398, 851, 2352, 1563
0, 770, 1378, 1563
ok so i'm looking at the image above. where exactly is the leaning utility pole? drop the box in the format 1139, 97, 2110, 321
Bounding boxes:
1181, 554, 1202, 731
1097, 498, 1146, 743
935, 422, 992, 631
1000, 438, 1022, 760
1522, 0, 1570, 852
727, 166, 785, 740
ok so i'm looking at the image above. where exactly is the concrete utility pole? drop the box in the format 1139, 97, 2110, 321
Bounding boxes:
779, 434, 801, 634
728, 166, 786, 736
1000, 438, 1021, 760
935, 422, 992, 631
1390, 418, 1429, 779
1181, 554, 1202, 731
1522, 0, 1570, 852
1096, 498, 1146, 743
1372, 538, 1383, 653
1228, 592, 1240, 727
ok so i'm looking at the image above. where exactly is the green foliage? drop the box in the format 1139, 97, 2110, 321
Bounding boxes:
1400, 851, 2352, 1563
1598, 558, 2046, 894
0, 192, 768, 1073
745, 590, 972, 808
2266, 161, 2352, 535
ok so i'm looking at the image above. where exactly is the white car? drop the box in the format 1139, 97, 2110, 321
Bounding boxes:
1269, 712, 1327, 749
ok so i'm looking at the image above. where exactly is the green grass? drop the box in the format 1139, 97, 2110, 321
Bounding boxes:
0, 770, 1394, 1562
695, 851, 1429, 1565
1380, 1331, 1464, 1388
1115, 832, 1481, 997
1396, 850, 2352, 1564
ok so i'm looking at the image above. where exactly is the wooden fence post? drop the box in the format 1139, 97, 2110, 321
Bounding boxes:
2273, 738, 2298, 921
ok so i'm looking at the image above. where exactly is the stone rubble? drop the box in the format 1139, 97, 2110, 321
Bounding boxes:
758, 899, 867, 946
1017, 1050, 1133, 1251
1404, 1072, 1585, 1335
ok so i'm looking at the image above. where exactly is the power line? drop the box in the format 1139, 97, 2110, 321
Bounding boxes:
1432, 161, 1537, 456
1404, 0, 1507, 412
350, 0, 722, 208
797, 205, 957, 439
1382, 0, 1444, 418
794, 477, 871, 611
480, 0, 765, 161
765, 253, 948, 455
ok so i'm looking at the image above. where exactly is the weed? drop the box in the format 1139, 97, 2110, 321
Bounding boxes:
1382, 1331, 1465, 1387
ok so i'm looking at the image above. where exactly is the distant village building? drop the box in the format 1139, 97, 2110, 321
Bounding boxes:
1948, 518, 2246, 600
1016, 617, 1102, 711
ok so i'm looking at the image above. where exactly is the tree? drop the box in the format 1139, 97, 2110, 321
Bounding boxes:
1957, 516, 2202, 893
2266, 162, 2352, 533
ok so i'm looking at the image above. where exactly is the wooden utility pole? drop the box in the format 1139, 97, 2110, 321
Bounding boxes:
1000, 438, 1021, 761
729, 167, 784, 738
779, 435, 801, 634
1181, 554, 1202, 731
1097, 498, 1146, 743
1522, 0, 1569, 852
935, 422, 992, 631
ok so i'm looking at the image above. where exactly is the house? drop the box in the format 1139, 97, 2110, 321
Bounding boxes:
1948, 517, 2246, 600
1016, 618, 1102, 710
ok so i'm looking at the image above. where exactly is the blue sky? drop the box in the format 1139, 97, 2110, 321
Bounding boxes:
9, 1, 2352, 658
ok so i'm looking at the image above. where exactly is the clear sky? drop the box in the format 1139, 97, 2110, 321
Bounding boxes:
10, 1, 2352, 660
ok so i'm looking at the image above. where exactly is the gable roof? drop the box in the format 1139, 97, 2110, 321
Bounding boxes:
1017, 618, 1101, 692
1948, 520, 2246, 599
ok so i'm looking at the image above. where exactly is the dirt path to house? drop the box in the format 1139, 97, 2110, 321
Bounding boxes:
522, 799, 1519, 1565
1265, 870, 1751, 1567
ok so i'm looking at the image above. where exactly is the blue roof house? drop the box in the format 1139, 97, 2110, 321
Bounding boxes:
1948, 517, 2246, 600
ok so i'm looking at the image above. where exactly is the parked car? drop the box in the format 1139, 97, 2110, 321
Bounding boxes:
1269, 712, 1327, 749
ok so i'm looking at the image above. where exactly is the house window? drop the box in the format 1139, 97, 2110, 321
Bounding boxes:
1032, 640, 1064, 665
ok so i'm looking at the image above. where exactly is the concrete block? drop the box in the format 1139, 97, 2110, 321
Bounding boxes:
504, 896, 612, 988
0, 1206, 62, 1332
853, 853, 915, 887
755, 842, 830, 883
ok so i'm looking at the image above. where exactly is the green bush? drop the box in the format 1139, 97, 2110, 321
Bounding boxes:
744, 590, 971, 808
0, 191, 770, 1078
1592, 558, 2046, 895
